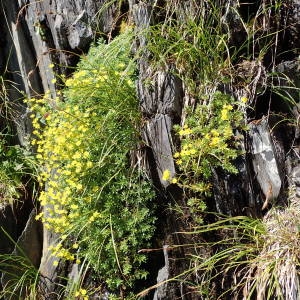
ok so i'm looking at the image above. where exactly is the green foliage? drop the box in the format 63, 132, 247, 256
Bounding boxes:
0, 229, 40, 300
146, 2, 230, 94
173, 202, 300, 300
147, 2, 250, 224
144, 2, 294, 298
0, 132, 36, 208
184, 215, 266, 299
164, 92, 246, 223
29, 30, 155, 295
174, 92, 245, 183
0, 252, 40, 299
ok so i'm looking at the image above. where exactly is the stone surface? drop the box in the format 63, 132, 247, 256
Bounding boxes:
143, 114, 176, 187
153, 245, 170, 300
138, 70, 183, 118
0, 0, 119, 297
1, 0, 300, 299
248, 118, 282, 208
67, 10, 93, 49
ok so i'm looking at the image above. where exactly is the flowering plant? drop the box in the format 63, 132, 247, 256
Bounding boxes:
28, 31, 155, 293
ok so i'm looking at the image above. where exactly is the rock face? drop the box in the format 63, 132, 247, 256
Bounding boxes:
0, 0, 120, 296
0, 0, 300, 299
249, 118, 282, 209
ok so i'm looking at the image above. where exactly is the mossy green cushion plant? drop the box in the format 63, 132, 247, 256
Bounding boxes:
28, 30, 155, 296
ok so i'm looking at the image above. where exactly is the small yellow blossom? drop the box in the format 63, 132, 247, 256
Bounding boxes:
190, 148, 196, 155
72, 243, 79, 249
211, 129, 219, 137
171, 178, 178, 184
221, 109, 229, 121
224, 104, 233, 110
35, 212, 43, 220
53, 260, 59, 267
49, 63, 54, 68
223, 126, 232, 138
162, 169, 171, 181
173, 152, 180, 158
210, 137, 220, 146
86, 161, 93, 168
51, 78, 57, 84
241, 96, 248, 103
70, 204, 79, 210
179, 127, 193, 136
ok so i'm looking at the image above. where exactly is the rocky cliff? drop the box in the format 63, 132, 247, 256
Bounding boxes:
0, 0, 300, 299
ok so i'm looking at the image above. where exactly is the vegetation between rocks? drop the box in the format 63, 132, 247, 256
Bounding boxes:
0, 0, 300, 299
27, 30, 155, 298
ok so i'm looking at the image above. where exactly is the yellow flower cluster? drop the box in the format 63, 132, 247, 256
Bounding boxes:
173, 143, 197, 167
64, 66, 134, 95
27, 93, 102, 262
240, 96, 248, 103
75, 288, 88, 300
172, 92, 244, 195
220, 104, 233, 121
179, 125, 193, 136
162, 169, 177, 184
49, 243, 75, 262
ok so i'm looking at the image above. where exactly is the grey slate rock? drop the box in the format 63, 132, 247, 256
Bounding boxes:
138, 70, 183, 118
67, 10, 93, 49
143, 114, 176, 187
153, 245, 170, 300
248, 118, 282, 208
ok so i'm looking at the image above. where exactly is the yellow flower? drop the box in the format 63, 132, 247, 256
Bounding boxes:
211, 129, 219, 137
223, 126, 232, 138
51, 78, 57, 84
72, 152, 81, 160
224, 104, 233, 110
210, 137, 220, 146
72, 243, 79, 249
81, 289, 87, 296
70, 204, 79, 210
93, 211, 101, 218
49, 63, 54, 68
89, 214, 97, 222
86, 161, 93, 168
36, 154, 43, 159
171, 178, 178, 184
35, 212, 43, 220
241, 96, 248, 103
173, 152, 180, 158
162, 169, 171, 181
53, 260, 58, 267
190, 149, 196, 155
221, 109, 229, 121
179, 127, 193, 136
179, 129, 185, 136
